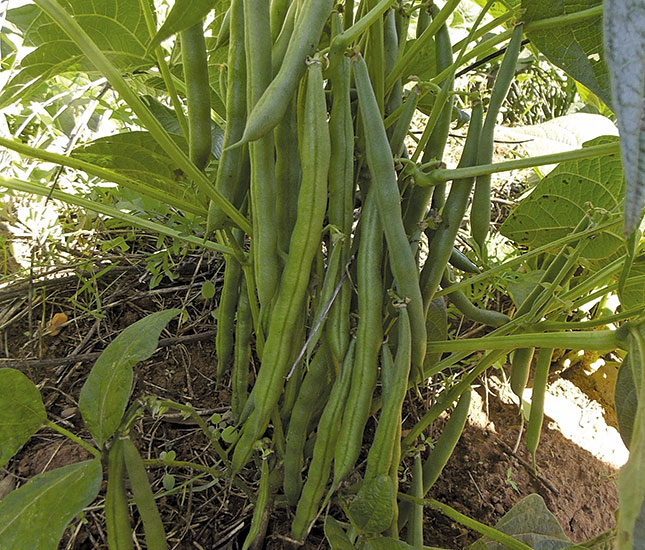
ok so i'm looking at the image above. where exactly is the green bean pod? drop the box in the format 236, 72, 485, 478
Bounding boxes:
214, 6, 231, 50
121, 438, 168, 550
326, 22, 354, 364
420, 100, 483, 311
271, 0, 298, 74
332, 192, 384, 486
284, 345, 333, 506
232, 60, 330, 474
216, 257, 242, 383
291, 340, 356, 541
274, 94, 301, 258
441, 271, 510, 327
365, 307, 411, 482
244, 0, 279, 312
236, 0, 334, 145
209, 0, 248, 231
449, 246, 480, 274
398, 390, 471, 530
402, 6, 454, 234
471, 24, 524, 251
510, 347, 534, 399
526, 347, 553, 470
105, 438, 134, 550
353, 54, 426, 373
241, 459, 271, 550
232, 273, 253, 423
270, 0, 291, 41
180, 22, 211, 171
389, 87, 419, 158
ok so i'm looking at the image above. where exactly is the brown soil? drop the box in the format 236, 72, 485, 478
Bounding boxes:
0, 257, 620, 549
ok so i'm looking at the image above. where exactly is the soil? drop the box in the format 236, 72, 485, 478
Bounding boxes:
0, 256, 621, 549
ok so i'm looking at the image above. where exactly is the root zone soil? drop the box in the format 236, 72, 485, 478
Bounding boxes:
0, 255, 619, 549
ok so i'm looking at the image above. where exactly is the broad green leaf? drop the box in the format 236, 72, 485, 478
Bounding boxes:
499, 136, 624, 260
618, 259, 645, 309
79, 309, 181, 446
347, 475, 395, 535
147, 1, 223, 54
569, 528, 616, 550
495, 114, 618, 175
0, 459, 102, 550
470, 0, 520, 23
467, 494, 571, 550
71, 132, 199, 204
0, 369, 46, 468
522, 0, 611, 108
504, 270, 545, 308
617, 327, 645, 550
324, 516, 354, 550
615, 356, 638, 449
603, 0, 645, 235
2, 1, 153, 107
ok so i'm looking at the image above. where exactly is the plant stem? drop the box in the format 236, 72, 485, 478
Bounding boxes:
0, 176, 233, 256
425, 141, 620, 182
426, 329, 621, 354
523, 5, 603, 33
432, 218, 618, 298
45, 419, 101, 458
0, 136, 207, 217
398, 494, 534, 550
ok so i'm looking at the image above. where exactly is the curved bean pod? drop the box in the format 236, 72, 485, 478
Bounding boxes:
526, 347, 553, 470
353, 54, 426, 373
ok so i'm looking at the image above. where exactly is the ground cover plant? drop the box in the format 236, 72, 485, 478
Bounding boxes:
0, 0, 644, 548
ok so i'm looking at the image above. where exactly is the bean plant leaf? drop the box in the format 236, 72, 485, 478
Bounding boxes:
79, 309, 181, 446
467, 494, 572, 550
617, 327, 645, 550
603, 0, 645, 235
324, 515, 354, 550
347, 475, 395, 535
425, 297, 448, 367
147, 0, 225, 54
615, 354, 638, 449
72, 132, 199, 204
2, 1, 153, 108
0, 459, 102, 550
522, 0, 611, 108
0, 369, 46, 468
499, 136, 624, 260
618, 258, 645, 309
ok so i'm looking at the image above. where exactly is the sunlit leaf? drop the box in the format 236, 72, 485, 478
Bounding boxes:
2, 1, 153, 107
522, 0, 610, 108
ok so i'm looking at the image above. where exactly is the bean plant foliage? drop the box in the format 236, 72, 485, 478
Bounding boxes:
0, 0, 644, 549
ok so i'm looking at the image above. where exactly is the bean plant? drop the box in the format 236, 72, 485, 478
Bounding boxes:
0, 0, 644, 549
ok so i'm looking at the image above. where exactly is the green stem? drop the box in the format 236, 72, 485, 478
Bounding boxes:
426, 329, 621, 354
451, 10, 518, 53
138, 0, 189, 138
523, 5, 603, 33
432, 218, 618, 298
425, 141, 620, 182
398, 494, 534, 550
330, 0, 396, 57
45, 419, 101, 458
33, 0, 251, 235
535, 307, 645, 330
0, 136, 206, 217
0, 176, 233, 256
143, 457, 223, 477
